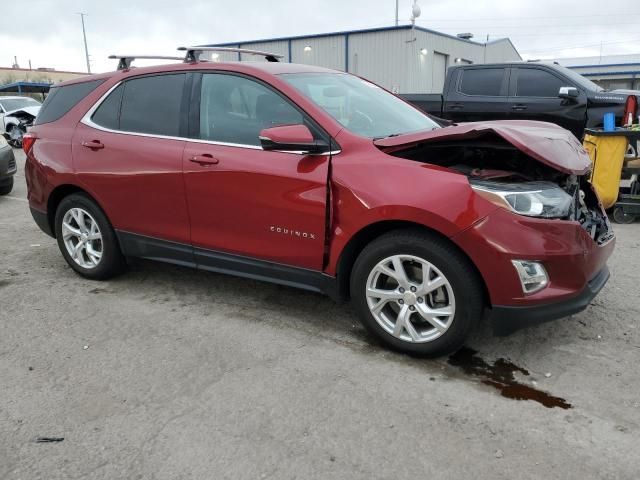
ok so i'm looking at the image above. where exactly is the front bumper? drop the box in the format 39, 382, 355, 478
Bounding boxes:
452, 207, 615, 334
0, 144, 16, 179
490, 266, 609, 335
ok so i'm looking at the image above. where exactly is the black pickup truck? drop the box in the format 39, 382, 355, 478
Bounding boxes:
401, 62, 640, 139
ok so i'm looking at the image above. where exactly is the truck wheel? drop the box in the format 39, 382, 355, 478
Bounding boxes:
612, 206, 636, 224
350, 229, 483, 357
0, 177, 13, 195
54, 193, 126, 280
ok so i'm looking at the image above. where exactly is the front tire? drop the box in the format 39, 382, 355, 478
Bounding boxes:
54, 194, 125, 279
350, 229, 484, 357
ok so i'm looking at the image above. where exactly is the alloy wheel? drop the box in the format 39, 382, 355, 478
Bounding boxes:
365, 254, 456, 343
61, 208, 103, 269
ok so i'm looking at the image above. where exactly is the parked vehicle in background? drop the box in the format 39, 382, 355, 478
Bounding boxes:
0, 135, 17, 195
23, 50, 614, 356
402, 62, 640, 139
0, 96, 42, 147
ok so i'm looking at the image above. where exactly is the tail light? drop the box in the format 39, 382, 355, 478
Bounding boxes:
623, 95, 638, 126
22, 133, 37, 155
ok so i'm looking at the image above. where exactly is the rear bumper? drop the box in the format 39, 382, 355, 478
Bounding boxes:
490, 266, 610, 335
30, 207, 54, 237
0, 144, 16, 179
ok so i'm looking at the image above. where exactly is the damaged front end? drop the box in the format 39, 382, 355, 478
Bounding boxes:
4, 110, 37, 148
376, 121, 614, 245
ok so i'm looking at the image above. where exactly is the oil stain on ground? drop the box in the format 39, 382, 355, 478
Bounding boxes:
448, 347, 572, 409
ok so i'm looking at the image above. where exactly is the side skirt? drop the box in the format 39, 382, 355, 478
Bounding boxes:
116, 231, 340, 299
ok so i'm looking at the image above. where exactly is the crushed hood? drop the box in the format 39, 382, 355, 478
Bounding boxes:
5, 105, 40, 119
374, 120, 592, 175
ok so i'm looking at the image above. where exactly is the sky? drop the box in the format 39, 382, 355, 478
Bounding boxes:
1, 0, 639, 73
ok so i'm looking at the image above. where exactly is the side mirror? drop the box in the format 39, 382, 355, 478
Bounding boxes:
259, 124, 329, 154
558, 86, 579, 100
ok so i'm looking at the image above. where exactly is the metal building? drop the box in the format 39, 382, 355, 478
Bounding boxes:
553, 54, 640, 91
205, 25, 521, 94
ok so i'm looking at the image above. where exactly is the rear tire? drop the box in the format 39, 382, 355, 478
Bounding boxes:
0, 177, 13, 196
54, 193, 125, 280
350, 229, 484, 357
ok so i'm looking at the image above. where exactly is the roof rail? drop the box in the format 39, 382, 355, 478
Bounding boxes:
178, 46, 283, 63
108, 55, 184, 70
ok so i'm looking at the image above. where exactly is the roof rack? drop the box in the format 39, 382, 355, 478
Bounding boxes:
108, 55, 184, 70
178, 46, 283, 63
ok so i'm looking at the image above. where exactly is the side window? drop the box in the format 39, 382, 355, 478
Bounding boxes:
458, 68, 505, 96
199, 73, 303, 146
119, 74, 185, 136
34, 79, 104, 125
516, 69, 565, 97
91, 84, 124, 130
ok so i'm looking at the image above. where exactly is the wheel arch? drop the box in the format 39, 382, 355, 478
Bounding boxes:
46, 184, 109, 238
334, 220, 490, 306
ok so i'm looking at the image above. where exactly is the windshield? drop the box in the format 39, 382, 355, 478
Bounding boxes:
0, 97, 41, 112
280, 73, 439, 138
553, 64, 604, 92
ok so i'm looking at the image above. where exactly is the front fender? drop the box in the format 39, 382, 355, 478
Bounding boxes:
325, 158, 498, 275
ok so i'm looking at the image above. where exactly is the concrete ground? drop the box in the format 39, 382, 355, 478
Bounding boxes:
1, 148, 639, 480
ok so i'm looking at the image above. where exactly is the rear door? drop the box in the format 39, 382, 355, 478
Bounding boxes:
443, 66, 510, 122
182, 72, 330, 271
73, 73, 191, 246
508, 66, 587, 136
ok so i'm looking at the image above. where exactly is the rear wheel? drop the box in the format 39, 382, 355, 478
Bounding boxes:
350, 230, 484, 357
54, 194, 125, 279
0, 177, 13, 195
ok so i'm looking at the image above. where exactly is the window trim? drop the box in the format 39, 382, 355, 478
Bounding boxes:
81, 72, 340, 155
512, 66, 576, 99
455, 67, 509, 98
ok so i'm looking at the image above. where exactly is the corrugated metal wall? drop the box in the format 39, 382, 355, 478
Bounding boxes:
210, 27, 522, 94
291, 36, 345, 71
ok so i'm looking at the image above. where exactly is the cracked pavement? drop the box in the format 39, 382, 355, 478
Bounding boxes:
1, 149, 639, 479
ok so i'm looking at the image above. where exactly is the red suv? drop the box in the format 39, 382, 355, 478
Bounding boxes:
24, 48, 615, 356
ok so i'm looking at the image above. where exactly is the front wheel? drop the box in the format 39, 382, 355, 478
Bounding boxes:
612, 206, 635, 224
54, 193, 125, 279
350, 230, 484, 357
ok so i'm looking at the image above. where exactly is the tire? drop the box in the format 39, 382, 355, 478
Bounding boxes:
612, 206, 636, 224
54, 193, 125, 280
0, 177, 13, 195
350, 229, 484, 357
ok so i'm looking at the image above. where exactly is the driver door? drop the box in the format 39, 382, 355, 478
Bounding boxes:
183, 72, 331, 271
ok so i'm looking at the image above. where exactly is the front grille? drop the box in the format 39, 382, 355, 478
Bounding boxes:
8, 157, 16, 173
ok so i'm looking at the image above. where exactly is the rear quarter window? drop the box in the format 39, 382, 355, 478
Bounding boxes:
34, 79, 105, 125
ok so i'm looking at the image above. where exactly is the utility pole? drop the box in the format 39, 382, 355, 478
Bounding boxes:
78, 13, 91, 73
395, 0, 399, 26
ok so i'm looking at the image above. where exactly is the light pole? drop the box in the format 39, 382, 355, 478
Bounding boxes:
395, 0, 399, 26
78, 13, 91, 73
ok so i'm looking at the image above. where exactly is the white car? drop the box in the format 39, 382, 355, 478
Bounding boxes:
0, 96, 42, 147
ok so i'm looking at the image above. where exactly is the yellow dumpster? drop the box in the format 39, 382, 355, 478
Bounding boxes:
583, 133, 628, 209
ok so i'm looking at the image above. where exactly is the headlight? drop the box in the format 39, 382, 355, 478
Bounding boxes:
0, 135, 7, 147
470, 179, 572, 219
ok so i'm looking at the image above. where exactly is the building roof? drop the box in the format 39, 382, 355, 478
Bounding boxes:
207, 24, 511, 48
0, 81, 53, 94
0, 66, 87, 75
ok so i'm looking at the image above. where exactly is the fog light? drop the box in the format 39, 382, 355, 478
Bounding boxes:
511, 260, 548, 294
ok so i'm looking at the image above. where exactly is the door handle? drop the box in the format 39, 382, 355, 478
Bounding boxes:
189, 154, 219, 166
81, 140, 105, 150
511, 104, 528, 111
449, 104, 464, 110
